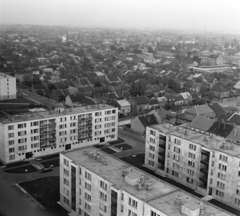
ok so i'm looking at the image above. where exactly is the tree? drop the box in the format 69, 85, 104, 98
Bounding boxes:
48, 83, 57, 91
94, 81, 102, 87
192, 56, 201, 65
23, 74, 33, 87
168, 79, 180, 92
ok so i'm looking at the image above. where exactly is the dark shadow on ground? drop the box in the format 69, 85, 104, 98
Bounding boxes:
5, 165, 37, 173
19, 176, 68, 216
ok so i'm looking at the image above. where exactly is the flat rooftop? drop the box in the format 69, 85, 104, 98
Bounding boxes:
151, 123, 240, 158
62, 147, 232, 216
0, 72, 14, 79
0, 104, 115, 124
149, 190, 231, 216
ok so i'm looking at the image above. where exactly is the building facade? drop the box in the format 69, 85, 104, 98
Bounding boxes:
0, 73, 16, 100
0, 104, 118, 164
59, 146, 232, 216
145, 123, 240, 210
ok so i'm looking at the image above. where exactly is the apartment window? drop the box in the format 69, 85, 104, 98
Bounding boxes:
189, 152, 195, 159
105, 110, 111, 115
128, 198, 138, 208
31, 136, 39, 141
100, 180, 107, 190
173, 155, 179, 161
9, 155, 15, 160
99, 203, 106, 212
150, 130, 156, 136
219, 154, 228, 162
18, 123, 26, 129
18, 138, 27, 144
60, 117, 67, 122
18, 146, 25, 151
64, 168, 69, 176
173, 162, 179, 169
121, 205, 124, 213
85, 172, 91, 180
8, 125, 14, 130
237, 189, 240, 196
9, 140, 14, 145
235, 198, 240, 205
95, 118, 102, 123
112, 109, 116, 113
188, 160, 195, 167
63, 196, 69, 205
216, 190, 224, 198
63, 178, 69, 186
95, 112, 102, 116
79, 167, 82, 175
217, 181, 225, 189
85, 182, 91, 191
150, 137, 155, 144
8, 133, 14, 138
151, 211, 157, 216
149, 145, 155, 151
18, 131, 27, 136
121, 193, 124, 201
59, 124, 66, 129
218, 163, 227, 171
218, 172, 226, 180
172, 170, 179, 177
63, 158, 69, 167
149, 152, 154, 159
31, 129, 39, 134
70, 122, 76, 127
9, 147, 15, 153
85, 193, 91, 201
95, 125, 101, 129
30, 122, 39, 127
186, 177, 194, 184
174, 138, 181, 145
100, 191, 107, 201
189, 144, 196, 150
85, 203, 91, 212
174, 147, 180, 153
63, 187, 69, 196
128, 210, 137, 216
148, 160, 154, 166
187, 169, 194, 176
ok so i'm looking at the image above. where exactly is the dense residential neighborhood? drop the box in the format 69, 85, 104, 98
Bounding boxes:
1, 23, 240, 216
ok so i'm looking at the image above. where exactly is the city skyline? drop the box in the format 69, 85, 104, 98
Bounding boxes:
0, 0, 240, 33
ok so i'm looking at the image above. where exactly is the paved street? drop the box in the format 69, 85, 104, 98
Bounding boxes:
113, 128, 145, 158
18, 87, 61, 108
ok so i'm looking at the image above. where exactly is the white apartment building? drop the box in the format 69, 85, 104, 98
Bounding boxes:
145, 123, 240, 211
0, 104, 118, 164
59, 146, 233, 216
0, 72, 16, 100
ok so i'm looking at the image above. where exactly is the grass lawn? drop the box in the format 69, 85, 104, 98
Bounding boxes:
115, 143, 132, 151
19, 176, 68, 216
109, 137, 125, 145
5, 165, 37, 173
41, 158, 59, 167
120, 153, 145, 168
101, 148, 116, 154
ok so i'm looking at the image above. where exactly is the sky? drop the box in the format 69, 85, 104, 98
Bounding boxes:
0, 0, 240, 32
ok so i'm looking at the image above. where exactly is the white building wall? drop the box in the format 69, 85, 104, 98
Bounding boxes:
0, 74, 16, 100
0, 107, 118, 164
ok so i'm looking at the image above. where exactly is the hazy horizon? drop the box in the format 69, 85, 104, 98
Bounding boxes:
0, 0, 240, 33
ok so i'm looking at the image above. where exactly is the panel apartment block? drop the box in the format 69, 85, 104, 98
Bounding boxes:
0, 73, 16, 100
145, 123, 240, 210
59, 146, 232, 216
0, 104, 118, 164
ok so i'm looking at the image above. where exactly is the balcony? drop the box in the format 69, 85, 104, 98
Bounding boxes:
40, 136, 48, 141
48, 136, 56, 141
200, 167, 208, 173
40, 130, 48, 134
158, 150, 165, 155
200, 158, 209, 164
48, 129, 56, 134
